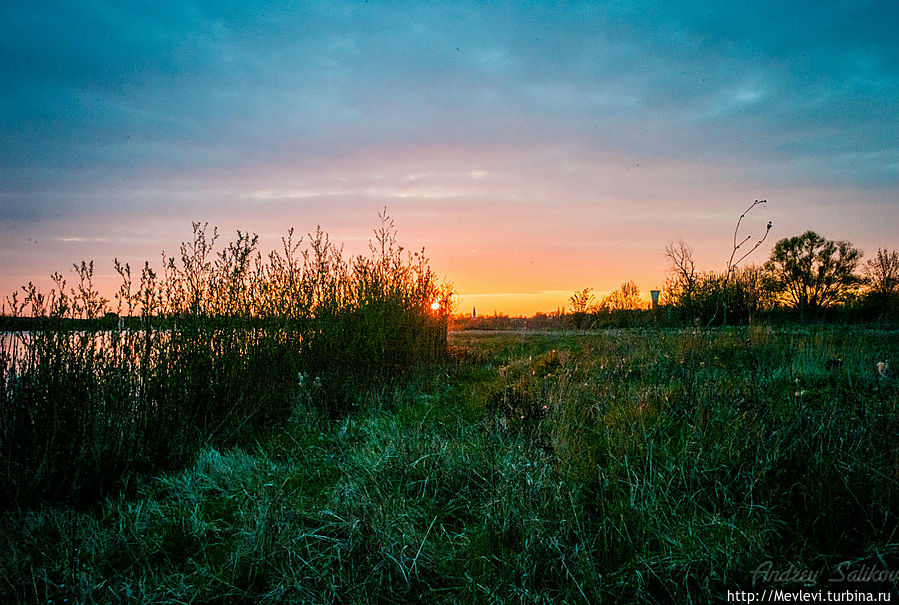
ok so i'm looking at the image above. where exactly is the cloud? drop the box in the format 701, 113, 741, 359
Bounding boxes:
2, 1, 898, 312
4, 1, 898, 187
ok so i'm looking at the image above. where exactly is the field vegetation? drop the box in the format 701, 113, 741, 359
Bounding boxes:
1, 326, 897, 602
1, 214, 898, 602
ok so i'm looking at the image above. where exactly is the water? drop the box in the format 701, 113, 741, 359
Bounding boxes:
1, 327, 302, 373
1, 329, 168, 373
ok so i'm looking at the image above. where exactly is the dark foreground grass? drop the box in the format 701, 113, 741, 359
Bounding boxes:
2, 326, 898, 603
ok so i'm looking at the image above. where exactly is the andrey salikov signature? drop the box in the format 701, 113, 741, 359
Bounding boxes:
830, 562, 899, 584
751, 561, 819, 586
751, 560, 899, 586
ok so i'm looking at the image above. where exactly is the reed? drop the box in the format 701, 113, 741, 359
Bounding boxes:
0, 212, 451, 508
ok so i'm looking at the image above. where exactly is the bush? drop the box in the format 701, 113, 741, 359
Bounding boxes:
663, 265, 772, 325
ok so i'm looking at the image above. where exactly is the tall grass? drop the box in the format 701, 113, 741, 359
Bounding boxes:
2, 327, 896, 602
0, 212, 451, 508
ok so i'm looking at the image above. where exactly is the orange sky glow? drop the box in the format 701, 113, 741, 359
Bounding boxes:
2, 3, 897, 317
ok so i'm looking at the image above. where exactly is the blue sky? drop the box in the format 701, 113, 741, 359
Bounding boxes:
2, 1, 898, 314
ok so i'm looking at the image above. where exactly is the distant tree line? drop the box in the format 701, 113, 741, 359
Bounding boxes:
446, 225, 898, 332
549, 228, 898, 330
663, 231, 899, 324
563, 282, 646, 328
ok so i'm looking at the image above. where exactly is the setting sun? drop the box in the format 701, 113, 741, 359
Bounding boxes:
2, 3, 898, 600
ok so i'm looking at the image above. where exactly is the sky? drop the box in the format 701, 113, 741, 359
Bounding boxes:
2, 1, 898, 316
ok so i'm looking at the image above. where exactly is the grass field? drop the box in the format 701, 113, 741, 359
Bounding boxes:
2, 325, 898, 603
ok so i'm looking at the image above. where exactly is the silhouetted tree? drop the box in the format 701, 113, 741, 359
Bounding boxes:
863, 248, 899, 297
763, 231, 862, 316
664, 239, 697, 313
601, 281, 641, 311
568, 288, 597, 314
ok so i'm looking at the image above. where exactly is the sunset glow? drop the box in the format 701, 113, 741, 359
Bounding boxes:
2, 2, 897, 316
